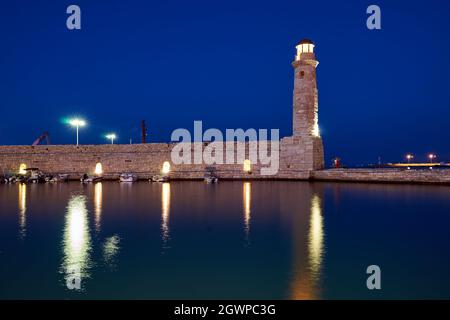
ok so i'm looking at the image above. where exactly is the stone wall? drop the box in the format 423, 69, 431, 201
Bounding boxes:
0, 140, 313, 180
312, 168, 450, 185
2, 145, 450, 184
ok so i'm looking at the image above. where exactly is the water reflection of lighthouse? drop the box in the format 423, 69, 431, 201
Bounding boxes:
282, 185, 325, 300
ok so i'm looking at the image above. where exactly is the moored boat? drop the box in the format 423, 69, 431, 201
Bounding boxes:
119, 173, 137, 183
204, 166, 219, 183
80, 173, 103, 183
46, 174, 69, 183
25, 168, 45, 183
150, 175, 169, 183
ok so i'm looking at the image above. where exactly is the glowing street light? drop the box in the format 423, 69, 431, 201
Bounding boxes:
105, 134, 117, 144
428, 153, 437, 164
69, 118, 86, 146
406, 154, 414, 164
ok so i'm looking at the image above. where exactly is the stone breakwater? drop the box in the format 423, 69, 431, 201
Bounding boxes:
1, 145, 449, 184
312, 169, 450, 185
0, 140, 319, 180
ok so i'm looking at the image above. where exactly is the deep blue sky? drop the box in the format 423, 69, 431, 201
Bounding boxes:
1, 0, 449, 165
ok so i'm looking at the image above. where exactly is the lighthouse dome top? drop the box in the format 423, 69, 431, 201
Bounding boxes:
298, 39, 314, 45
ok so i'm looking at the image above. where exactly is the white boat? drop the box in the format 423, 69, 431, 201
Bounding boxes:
25, 168, 44, 183
80, 174, 102, 183
3, 172, 21, 183
150, 175, 169, 183
204, 176, 218, 184
204, 167, 219, 183
47, 174, 69, 183
4, 175, 16, 183
119, 173, 137, 183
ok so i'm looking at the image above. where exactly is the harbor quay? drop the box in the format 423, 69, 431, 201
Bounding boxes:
1, 143, 449, 184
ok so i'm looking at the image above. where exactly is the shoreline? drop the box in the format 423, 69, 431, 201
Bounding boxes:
2, 168, 450, 185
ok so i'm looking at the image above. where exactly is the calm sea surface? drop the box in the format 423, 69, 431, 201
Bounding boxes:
0, 181, 449, 299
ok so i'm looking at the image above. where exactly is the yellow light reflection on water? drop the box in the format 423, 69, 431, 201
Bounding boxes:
62, 195, 91, 288
94, 182, 102, 232
308, 194, 324, 281
290, 192, 325, 300
243, 182, 251, 243
18, 183, 27, 238
161, 182, 171, 247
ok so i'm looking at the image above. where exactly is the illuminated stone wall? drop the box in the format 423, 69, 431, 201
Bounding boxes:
0, 142, 312, 180
1, 145, 449, 183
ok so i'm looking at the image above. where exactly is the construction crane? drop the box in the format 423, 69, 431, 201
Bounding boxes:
32, 132, 50, 146
141, 120, 147, 143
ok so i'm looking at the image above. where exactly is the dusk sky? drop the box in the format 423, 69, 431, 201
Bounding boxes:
1, 0, 449, 165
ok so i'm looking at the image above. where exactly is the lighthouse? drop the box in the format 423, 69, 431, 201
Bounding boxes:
281, 39, 324, 172
292, 39, 320, 137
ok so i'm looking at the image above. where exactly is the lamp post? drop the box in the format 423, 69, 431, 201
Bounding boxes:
106, 134, 117, 144
428, 153, 436, 164
69, 118, 86, 146
406, 154, 413, 164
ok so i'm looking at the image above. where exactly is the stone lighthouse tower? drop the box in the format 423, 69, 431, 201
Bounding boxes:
281, 39, 324, 172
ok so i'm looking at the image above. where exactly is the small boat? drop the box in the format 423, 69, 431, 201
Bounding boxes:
204, 176, 219, 184
25, 168, 45, 183
119, 173, 137, 183
4, 175, 17, 183
46, 174, 69, 183
150, 175, 169, 183
17, 175, 27, 183
80, 173, 102, 183
204, 166, 219, 183
3, 172, 21, 183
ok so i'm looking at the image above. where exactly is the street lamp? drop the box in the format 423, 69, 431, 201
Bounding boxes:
69, 118, 86, 146
428, 153, 436, 164
106, 133, 117, 144
406, 154, 413, 164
